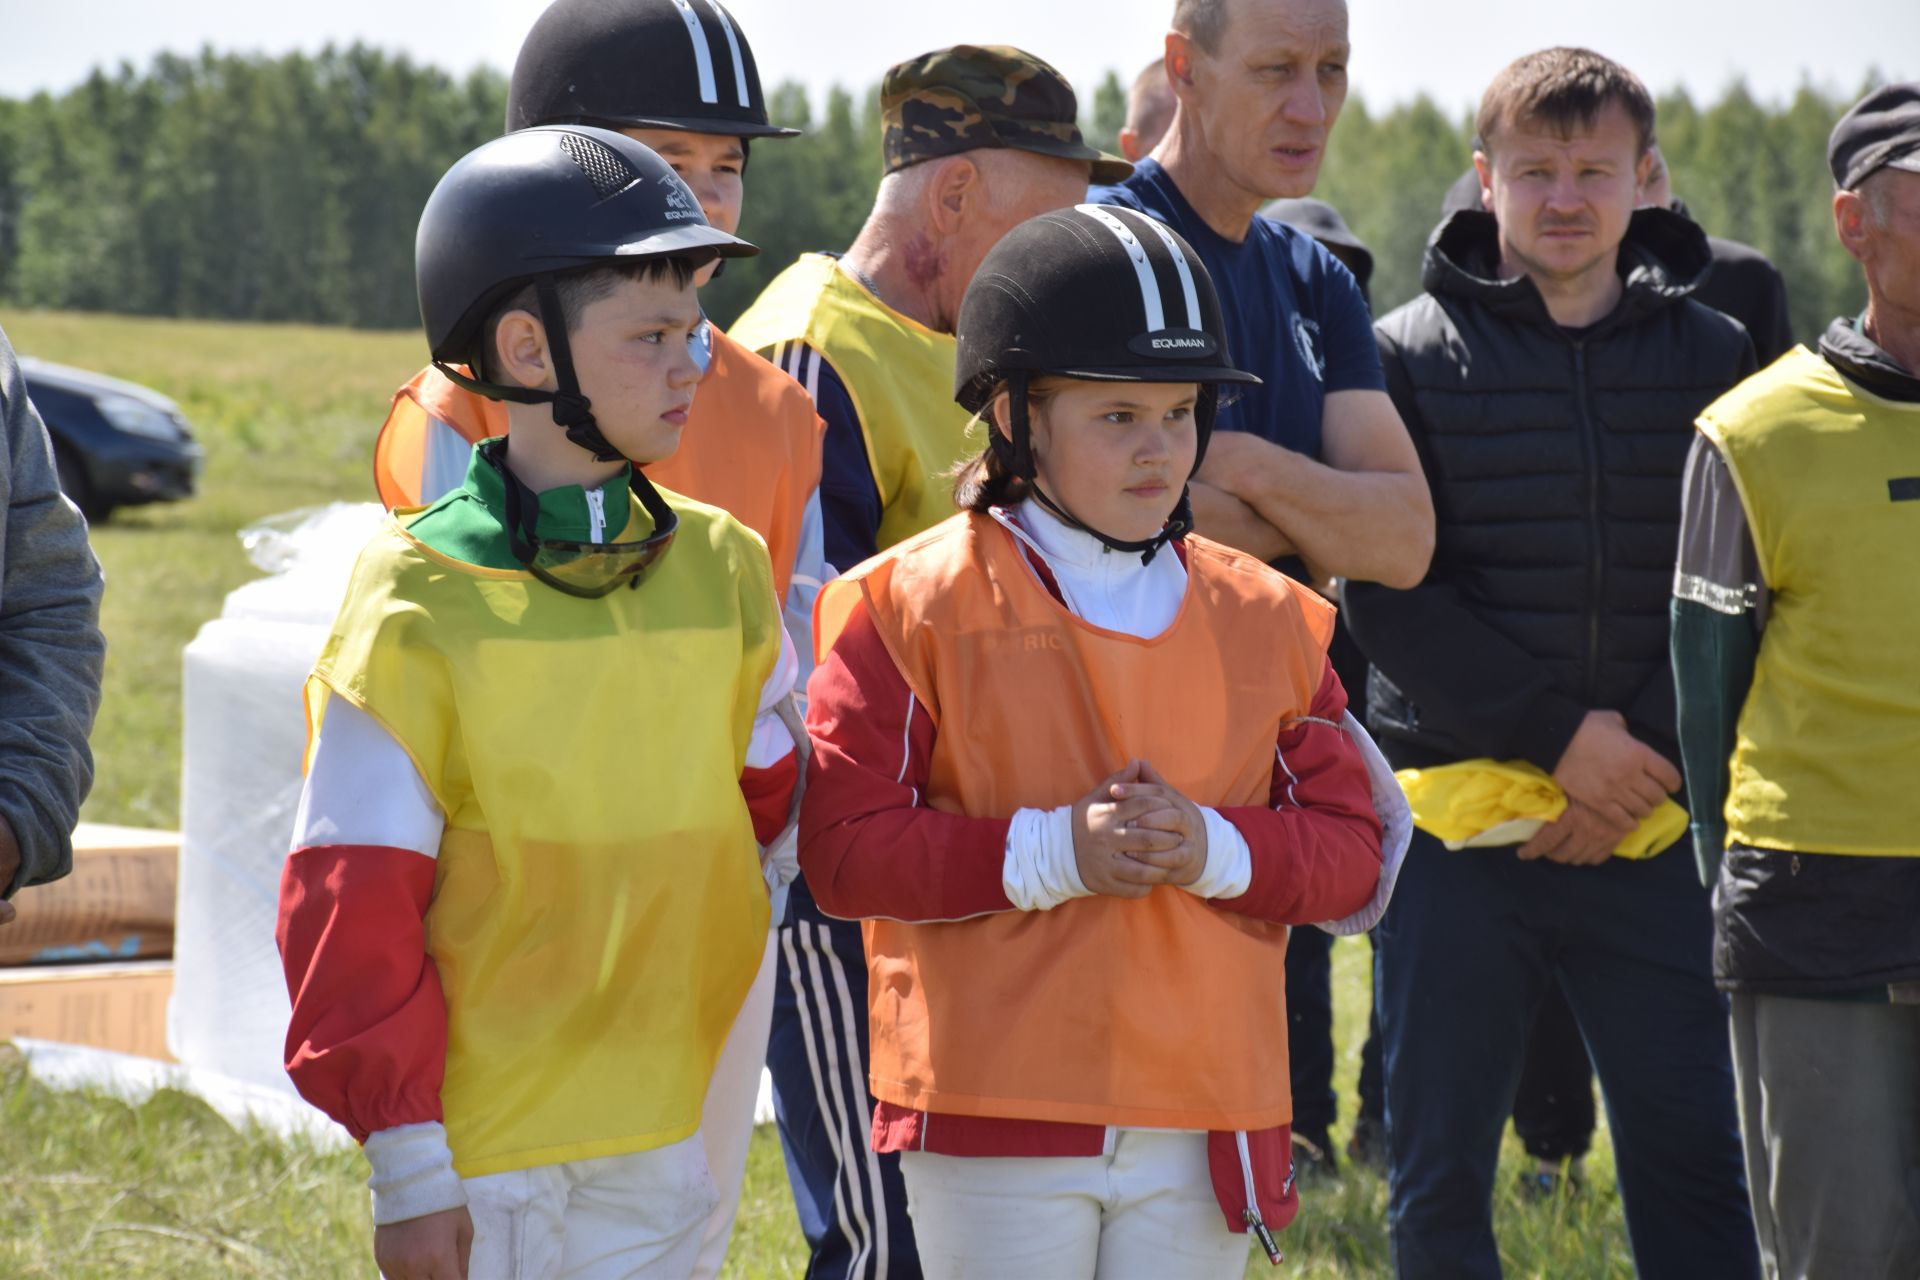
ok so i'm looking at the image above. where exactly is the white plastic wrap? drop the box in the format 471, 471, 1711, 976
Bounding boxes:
18, 1038, 350, 1146
170, 503, 385, 1099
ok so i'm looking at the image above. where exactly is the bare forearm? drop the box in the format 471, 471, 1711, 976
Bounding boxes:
1187, 481, 1294, 563
1234, 452, 1432, 588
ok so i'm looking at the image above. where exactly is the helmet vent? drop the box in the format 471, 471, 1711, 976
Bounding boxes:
559, 132, 639, 199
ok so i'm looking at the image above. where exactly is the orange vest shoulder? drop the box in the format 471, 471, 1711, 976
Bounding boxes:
372, 334, 825, 599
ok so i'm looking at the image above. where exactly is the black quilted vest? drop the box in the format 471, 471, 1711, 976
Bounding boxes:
1363, 209, 1754, 765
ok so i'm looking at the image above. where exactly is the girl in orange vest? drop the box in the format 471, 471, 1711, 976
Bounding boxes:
800, 205, 1409, 1278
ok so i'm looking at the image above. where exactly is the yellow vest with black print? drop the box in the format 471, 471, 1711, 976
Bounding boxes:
1697, 345, 1920, 856
307, 493, 780, 1177
729, 252, 978, 550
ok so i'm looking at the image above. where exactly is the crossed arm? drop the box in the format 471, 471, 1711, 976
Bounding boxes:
1188, 388, 1434, 588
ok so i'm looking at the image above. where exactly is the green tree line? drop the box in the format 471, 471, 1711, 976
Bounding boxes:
0, 48, 1869, 343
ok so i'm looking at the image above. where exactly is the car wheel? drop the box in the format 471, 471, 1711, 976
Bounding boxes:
53, 445, 111, 523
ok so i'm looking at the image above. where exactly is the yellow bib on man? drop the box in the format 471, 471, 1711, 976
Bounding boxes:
309, 494, 779, 1177
730, 253, 976, 550
1698, 345, 1920, 857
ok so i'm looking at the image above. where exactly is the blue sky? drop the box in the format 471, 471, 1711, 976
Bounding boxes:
4, 0, 1912, 116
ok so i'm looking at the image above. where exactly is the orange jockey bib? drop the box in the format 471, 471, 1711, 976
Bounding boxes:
372, 327, 823, 599
814, 512, 1334, 1131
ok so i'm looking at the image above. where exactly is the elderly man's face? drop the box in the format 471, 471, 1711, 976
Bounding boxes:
1183, 0, 1350, 199
1843, 167, 1920, 318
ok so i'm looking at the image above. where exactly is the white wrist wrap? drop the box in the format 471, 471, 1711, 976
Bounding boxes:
1003, 805, 1092, 911
365, 1121, 467, 1226
1185, 807, 1253, 899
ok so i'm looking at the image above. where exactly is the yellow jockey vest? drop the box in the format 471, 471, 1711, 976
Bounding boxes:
308, 492, 780, 1176
729, 253, 977, 550
1697, 345, 1920, 856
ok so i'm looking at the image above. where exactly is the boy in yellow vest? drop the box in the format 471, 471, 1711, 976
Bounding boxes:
1672, 83, 1920, 1278
369, 7, 825, 1273
800, 206, 1407, 1277
276, 127, 799, 1280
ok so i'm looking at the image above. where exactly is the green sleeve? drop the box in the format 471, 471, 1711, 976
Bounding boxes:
1671, 598, 1757, 885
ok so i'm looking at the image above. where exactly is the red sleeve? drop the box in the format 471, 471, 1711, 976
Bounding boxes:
1215, 658, 1383, 925
741, 753, 800, 847
799, 602, 1015, 921
276, 844, 449, 1143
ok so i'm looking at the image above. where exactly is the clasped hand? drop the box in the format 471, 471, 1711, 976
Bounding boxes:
1520, 711, 1683, 866
1071, 761, 1209, 897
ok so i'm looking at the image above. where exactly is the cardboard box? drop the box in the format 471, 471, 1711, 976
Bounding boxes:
0, 960, 173, 1060
0, 824, 179, 966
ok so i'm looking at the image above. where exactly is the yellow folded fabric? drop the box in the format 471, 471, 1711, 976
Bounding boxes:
1393, 759, 1687, 860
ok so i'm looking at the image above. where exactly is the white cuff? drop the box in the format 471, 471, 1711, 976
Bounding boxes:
1003, 805, 1091, 911
1184, 807, 1254, 899
1314, 711, 1414, 937
365, 1121, 467, 1226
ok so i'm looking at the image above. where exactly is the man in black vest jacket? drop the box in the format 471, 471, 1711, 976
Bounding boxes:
1343, 48, 1761, 1279
1444, 149, 1795, 365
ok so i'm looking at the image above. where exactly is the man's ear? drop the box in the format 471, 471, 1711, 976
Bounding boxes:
927, 155, 983, 235
1634, 148, 1657, 199
1833, 188, 1872, 266
493, 309, 555, 391
1471, 150, 1495, 212
1165, 33, 1196, 102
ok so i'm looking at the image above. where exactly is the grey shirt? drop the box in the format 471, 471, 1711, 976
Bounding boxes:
1674, 434, 1768, 632
0, 325, 105, 893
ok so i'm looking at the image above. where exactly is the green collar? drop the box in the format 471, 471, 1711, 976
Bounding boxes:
405, 439, 637, 571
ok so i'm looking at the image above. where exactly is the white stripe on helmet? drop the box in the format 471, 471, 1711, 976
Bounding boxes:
1077, 204, 1165, 333
671, 0, 719, 105
701, 0, 753, 110
1129, 214, 1202, 329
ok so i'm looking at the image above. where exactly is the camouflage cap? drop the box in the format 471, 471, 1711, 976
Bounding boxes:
881, 45, 1132, 183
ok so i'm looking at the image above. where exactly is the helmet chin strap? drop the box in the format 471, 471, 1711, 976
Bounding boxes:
436, 274, 686, 579
434, 276, 624, 463
1028, 481, 1194, 567
996, 370, 1194, 567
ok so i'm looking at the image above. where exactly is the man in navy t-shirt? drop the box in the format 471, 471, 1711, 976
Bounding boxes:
1091, 0, 1431, 590
1093, 0, 1435, 1179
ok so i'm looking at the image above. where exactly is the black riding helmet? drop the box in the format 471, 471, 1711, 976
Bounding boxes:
953, 203, 1260, 564
508, 0, 800, 141
415, 126, 757, 593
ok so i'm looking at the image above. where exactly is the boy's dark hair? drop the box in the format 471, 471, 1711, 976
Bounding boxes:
479, 256, 698, 381
1476, 47, 1656, 159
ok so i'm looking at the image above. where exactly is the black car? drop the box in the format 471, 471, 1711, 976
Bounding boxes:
20, 357, 204, 522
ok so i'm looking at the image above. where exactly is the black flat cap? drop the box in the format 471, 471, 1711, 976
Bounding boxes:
1830, 82, 1920, 190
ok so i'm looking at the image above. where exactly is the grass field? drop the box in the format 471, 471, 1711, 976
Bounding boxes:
0, 309, 1635, 1277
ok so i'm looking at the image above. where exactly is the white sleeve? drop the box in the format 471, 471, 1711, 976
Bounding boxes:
1002, 806, 1093, 911
291, 696, 445, 857
1314, 712, 1413, 937
1182, 808, 1254, 900
418, 418, 474, 507
745, 623, 802, 773
365, 1122, 466, 1225
784, 490, 832, 711
750, 623, 808, 913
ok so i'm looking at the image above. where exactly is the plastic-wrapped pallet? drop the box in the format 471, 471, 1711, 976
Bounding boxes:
170, 503, 386, 1096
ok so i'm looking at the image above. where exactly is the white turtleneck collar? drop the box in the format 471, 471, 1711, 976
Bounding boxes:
990, 499, 1189, 640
